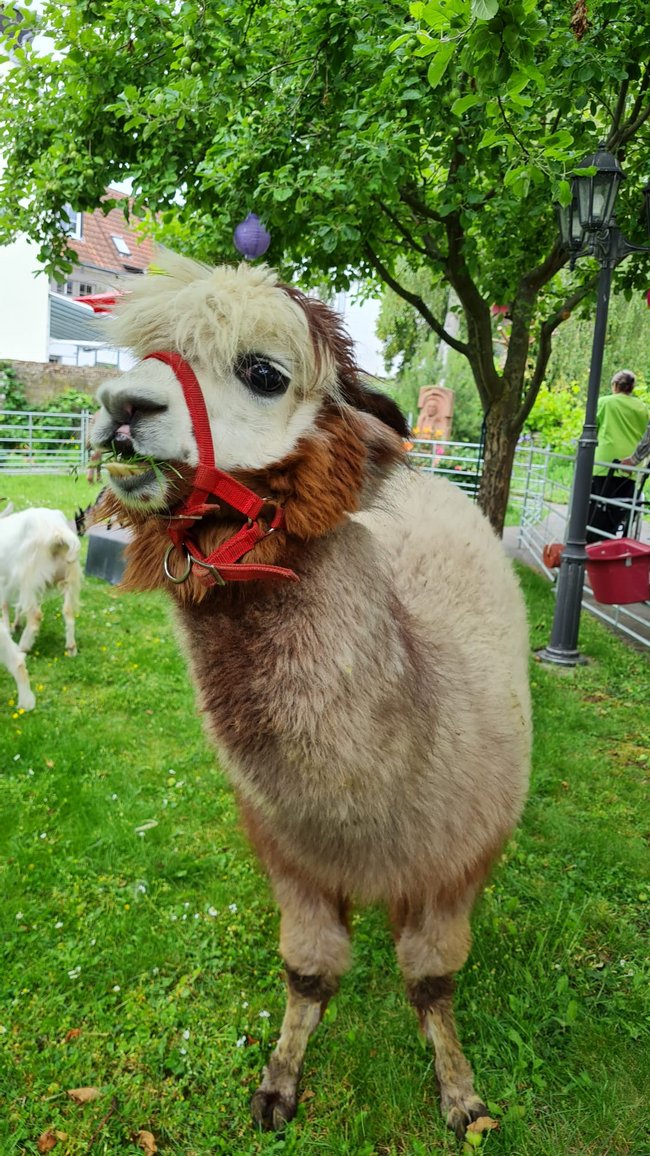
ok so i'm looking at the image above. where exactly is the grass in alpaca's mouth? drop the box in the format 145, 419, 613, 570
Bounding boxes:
102, 449, 181, 484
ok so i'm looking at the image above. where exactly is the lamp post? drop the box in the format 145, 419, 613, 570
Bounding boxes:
539, 144, 650, 666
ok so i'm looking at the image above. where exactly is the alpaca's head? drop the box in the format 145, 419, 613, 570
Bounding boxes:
92, 252, 408, 532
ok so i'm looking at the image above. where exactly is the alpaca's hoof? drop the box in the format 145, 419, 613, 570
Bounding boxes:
250, 1088, 297, 1132
446, 1097, 490, 1140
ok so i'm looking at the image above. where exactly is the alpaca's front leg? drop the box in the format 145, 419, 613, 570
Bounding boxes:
251, 879, 350, 1132
395, 902, 488, 1139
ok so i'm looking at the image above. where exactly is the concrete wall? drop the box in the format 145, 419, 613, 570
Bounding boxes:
2, 360, 121, 407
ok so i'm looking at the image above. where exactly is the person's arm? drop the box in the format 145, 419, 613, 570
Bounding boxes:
621, 421, 650, 468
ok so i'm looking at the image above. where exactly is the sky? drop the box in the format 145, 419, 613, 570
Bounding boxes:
343, 294, 386, 379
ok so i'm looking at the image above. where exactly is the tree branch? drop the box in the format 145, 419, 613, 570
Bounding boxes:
519, 240, 567, 295
609, 101, 650, 150
628, 65, 650, 126
497, 95, 531, 158
514, 278, 596, 428
399, 186, 445, 225
376, 200, 429, 257
363, 243, 469, 356
611, 78, 630, 135
442, 202, 499, 401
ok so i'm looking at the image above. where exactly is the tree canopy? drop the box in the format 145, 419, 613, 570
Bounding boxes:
1, 0, 649, 528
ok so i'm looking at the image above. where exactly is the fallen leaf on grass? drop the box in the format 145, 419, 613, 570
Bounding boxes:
37, 1132, 67, 1153
67, 1086, 101, 1104
64, 1028, 81, 1042
467, 1116, 499, 1134
136, 1130, 158, 1154
299, 1089, 315, 1102
37, 1133, 57, 1154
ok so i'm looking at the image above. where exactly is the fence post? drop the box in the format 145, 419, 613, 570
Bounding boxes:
81, 410, 89, 467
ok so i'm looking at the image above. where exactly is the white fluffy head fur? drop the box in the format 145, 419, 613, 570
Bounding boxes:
106, 251, 337, 398
93, 252, 350, 508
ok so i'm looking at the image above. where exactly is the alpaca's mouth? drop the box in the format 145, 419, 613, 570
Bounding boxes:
106, 460, 158, 492
104, 456, 170, 508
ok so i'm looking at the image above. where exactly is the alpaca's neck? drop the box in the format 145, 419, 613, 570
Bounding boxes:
174, 520, 432, 775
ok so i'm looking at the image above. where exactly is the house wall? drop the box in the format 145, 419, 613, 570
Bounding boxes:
0, 235, 50, 362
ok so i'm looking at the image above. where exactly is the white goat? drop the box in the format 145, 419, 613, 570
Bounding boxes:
0, 509, 82, 706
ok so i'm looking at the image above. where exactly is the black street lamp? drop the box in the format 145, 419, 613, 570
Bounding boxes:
539, 143, 650, 666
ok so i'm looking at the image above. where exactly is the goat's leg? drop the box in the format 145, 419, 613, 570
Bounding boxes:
62, 584, 78, 656
18, 604, 42, 653
394, 902, 488, 1139
251, 878, 351, 1132
0, 627, 35, 711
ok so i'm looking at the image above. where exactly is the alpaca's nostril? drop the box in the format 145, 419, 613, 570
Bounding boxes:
112, 430, 136, 459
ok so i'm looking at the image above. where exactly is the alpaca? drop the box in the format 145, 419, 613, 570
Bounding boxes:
92, 254, 531, 1138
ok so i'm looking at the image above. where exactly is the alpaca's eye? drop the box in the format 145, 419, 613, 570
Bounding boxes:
235, 355, 290, 397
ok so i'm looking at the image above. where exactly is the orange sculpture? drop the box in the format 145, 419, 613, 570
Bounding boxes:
414, 387, 454, 463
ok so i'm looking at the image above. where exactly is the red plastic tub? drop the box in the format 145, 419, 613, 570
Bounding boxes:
585, 538, 650, 605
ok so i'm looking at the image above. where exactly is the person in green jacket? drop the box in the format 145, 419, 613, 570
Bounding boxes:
587, 370, 649, 542
594, 369, 649, 474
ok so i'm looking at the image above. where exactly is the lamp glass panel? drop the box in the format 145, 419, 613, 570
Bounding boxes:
576, 177, 592, 228
569, 201, 584, 245
557, 203, 570, 246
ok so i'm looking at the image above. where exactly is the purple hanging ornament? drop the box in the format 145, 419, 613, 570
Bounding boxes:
233, 213, 271, 260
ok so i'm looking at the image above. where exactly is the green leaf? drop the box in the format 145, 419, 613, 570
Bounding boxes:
451, 93, 482, 115
556, 180, 572, 208
506, 71, 531, 96
426, 40, 455, 88
388, 32, 413, 51
471, 0, 499, 20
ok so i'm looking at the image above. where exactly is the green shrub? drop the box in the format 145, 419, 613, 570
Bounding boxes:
41, 387, 98, 414
525, 379, 585, 453
0, 363, 29, 412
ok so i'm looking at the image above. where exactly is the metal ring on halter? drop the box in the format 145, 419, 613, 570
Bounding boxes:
191, 555, 227, 586
163, 542, 192, 584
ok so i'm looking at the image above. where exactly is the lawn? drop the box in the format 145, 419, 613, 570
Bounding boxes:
1, 476, 648, 1156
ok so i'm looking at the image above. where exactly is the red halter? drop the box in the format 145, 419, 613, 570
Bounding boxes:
144, 352, 299, 588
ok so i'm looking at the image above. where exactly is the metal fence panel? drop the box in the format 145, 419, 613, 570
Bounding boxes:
0, 409, 91, 474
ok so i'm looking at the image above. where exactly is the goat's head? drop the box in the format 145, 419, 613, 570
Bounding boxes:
92, 253, 408, 552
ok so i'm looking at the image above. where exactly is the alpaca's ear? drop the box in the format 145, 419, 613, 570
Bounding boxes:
345, 408, 408, 503
340, 380, 410, 439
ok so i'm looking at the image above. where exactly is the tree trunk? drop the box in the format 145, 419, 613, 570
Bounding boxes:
478, 402, 519, 537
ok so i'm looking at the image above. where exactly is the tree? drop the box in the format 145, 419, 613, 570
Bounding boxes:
2, 0, 650, 531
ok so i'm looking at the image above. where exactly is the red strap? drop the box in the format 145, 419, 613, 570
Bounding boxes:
144, 351, 298, 588
145, 352, 215, 466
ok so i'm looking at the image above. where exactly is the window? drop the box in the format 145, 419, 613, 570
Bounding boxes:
111, 235, 131, 256
61, 206, 83, 239
78, 283, 94, 297
65, 282, 75, 296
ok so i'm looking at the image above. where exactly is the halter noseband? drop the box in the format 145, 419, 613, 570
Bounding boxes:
144, 352, 298, 589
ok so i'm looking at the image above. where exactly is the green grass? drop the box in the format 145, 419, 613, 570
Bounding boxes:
1, 476, 649, 1156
